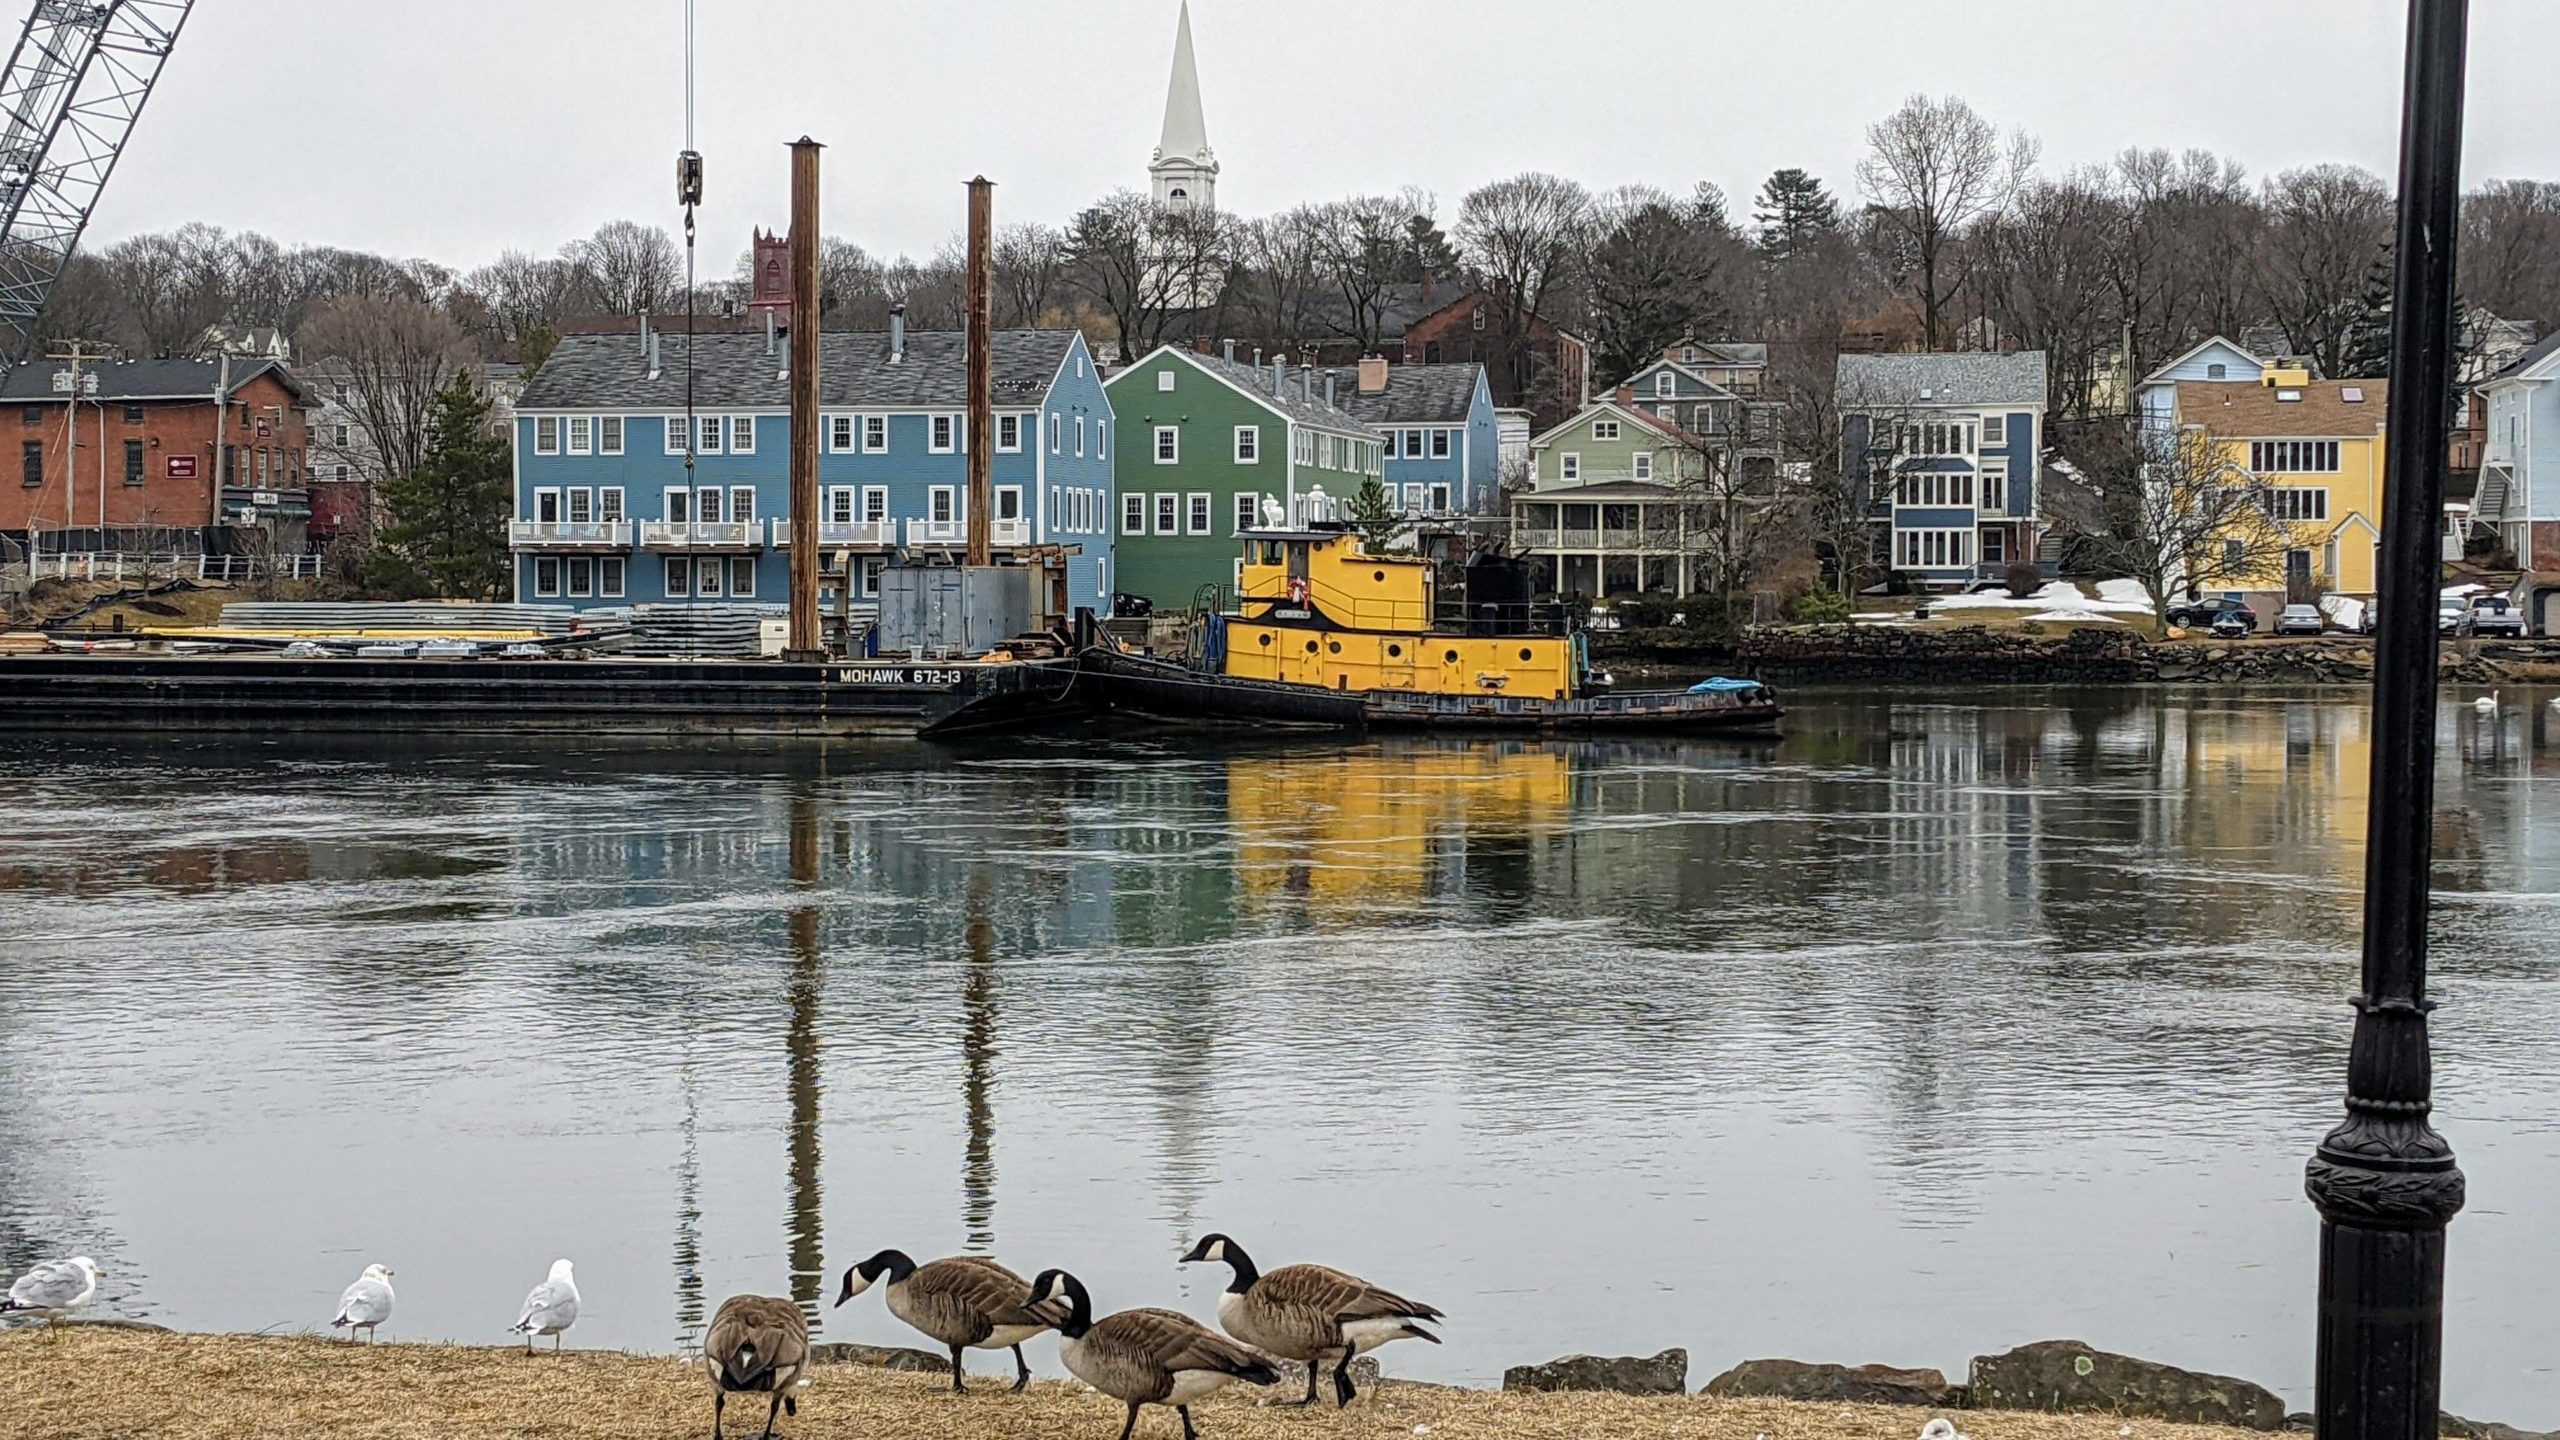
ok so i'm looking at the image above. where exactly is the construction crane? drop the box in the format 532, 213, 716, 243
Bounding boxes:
0, 0, 192, 370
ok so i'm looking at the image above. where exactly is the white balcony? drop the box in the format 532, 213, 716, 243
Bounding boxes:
639, 520, 761, 550
510, 519, 632, 549
902, 517, 1034, 547
769, 518, 896, 547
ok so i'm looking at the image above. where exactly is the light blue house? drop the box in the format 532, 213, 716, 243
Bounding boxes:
2135, 335, 2270, 447
509, 323, 1115, 611
1313, 358, 1499, 515
1837, 351, 2049, 588
2479, 331, 2560, 589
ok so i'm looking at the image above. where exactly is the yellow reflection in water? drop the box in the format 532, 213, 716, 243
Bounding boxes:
1228, 742, 1572, 912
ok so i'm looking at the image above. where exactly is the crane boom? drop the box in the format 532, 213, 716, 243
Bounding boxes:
0, 0, 192, 369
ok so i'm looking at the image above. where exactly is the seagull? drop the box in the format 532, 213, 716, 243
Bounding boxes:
2475, 690, 2499, 715
3, 1257, 102, 1332
331, 1264, 395, 1343
1921, 1419, 1974, 1440
510, 1259, 580, 1354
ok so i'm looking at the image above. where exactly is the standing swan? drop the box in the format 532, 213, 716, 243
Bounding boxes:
1027, 1268, 1277, 1440
1178, 1234, 1441, 1407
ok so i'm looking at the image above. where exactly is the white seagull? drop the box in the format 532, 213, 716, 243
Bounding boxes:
510, 1258, 580, 1353
1920, 1419, 1974, 1440
3, 1256, 103, 1329
331, 1263, 395, 1343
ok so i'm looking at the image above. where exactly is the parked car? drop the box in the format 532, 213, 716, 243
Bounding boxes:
2209, 611, 2252, 639
2468, 595, 2526, 637
2438, 599, 2472, 635
2273, 604, 2326, 636
2167, 597, 2258, 631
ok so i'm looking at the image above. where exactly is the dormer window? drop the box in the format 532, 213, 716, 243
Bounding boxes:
1654, 372, 1675, 398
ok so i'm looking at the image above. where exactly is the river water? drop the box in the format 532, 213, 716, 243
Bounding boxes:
2, 688, 2556, 1421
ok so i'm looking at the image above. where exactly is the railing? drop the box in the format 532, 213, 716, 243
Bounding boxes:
770, 519, 896, 547
639, 520, 760, 548
902, 517, 1034, 547
194, 553, 322, 582
509, 519, 633, 548
1515, 526, 1560, 547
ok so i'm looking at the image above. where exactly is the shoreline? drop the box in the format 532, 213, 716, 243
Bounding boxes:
0, 1330, 2290, 1440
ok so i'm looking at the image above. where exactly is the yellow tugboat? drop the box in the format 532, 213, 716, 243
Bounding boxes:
1086, 521, 1783, 734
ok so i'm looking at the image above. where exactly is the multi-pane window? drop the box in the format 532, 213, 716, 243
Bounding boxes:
931, 487, 956, 524
534, 417, 560, 454
2250, 440, 2341, 473
599, 416, 624, 454
599, 557, 625, 598
862, 486, 888, 523
998, 413, 1021, 451
1431, 430, 1451, 459
828, 487, 855, 524
1654, 372, 1676, 398
729, 416, 755, 453
566, 557, 593, 598
666, 556, 692, 596
566, 488, 593, 524
533, 556, 561, 596
1901, 420, 1975, 457
1123, 494, 1147, 534
1235, 425, 1259, 463
729, 558, 756, 597
1592, 419, 1620, 442
931, 415, 956, 453
829, 416, 854, 452
729, 487, 756, 524
123, 439, 144, 484
2264, 487, 2330, 522
1154, 426, 1178, 464
1632, 453, 1653, 481
1893, 528, 1975, 568
1560, 454, 1580, 482
1234, 492, 1259, 534
567, 416, 593, 454
1187, 493, 1212, 534
667, 417, 688, 454
600, 488, 624, 521
697, 415, 723, 454
1155, 493, 1179, 533
863, 415, 887, 452
1981, 414, 2007, 447
1893, 469, 1977, 507
695, 488, 722, 524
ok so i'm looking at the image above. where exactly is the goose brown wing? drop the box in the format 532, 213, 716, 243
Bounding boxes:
1102, 1307, 1279, 1380
706, 1296, 811, 1392
1260, 1263, 1443, 1323
929, 1257, 1055, 1329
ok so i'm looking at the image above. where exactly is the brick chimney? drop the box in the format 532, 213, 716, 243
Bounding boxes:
1357, 354, 1389, 394
1614, 385, 1634, 405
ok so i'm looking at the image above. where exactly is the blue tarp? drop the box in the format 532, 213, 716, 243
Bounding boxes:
1688, 676, 1762, 693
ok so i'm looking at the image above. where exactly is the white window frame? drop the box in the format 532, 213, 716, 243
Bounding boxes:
1592, 419, 1620, 442
729, 486, 756, 525
1155, 493, 1179, 534
996, 484, 1023, 521
1632, 452, 1653, 481
695, 487, 722, 524
1075, 416, 1087, 457
665, 416, 687, 455
1186, 491, 1212, 535
599, 555, 626, 599
1431, 429, 1451, 459
998, 413, 1022, 453
729, 557, 756, 598
565, 487, 593, 524
1429, 482, 1451, 512
1154, 426, 1179, 464
1981, 527, 2007, 565
2266, 487, 2331, 522
863, 415, 888, 453
534, 487, 561, 523
828, 485, 855, 524
697, 555, 724, 597
2250, 440, 2342, 474
930, 485, 957, 525
697, 415, 723, 455
599, 486, 624, 522
828, 415, 854, 453
1157, 369, 1176, 392
861, 485, 888, 523
531, 556, 561, 597
599, 416, 624, 455
1234, 425, 1259, 464
1982, 414, 2007, 447
663, 486, 690, 523
1382, 431, 1399, 459
534, 416, 560, 455
1097, 424, 1105, 461
1234, 492, 1259, 534
729, 415, 756, 454
1123, 493, 1148, 535
566, 416, 593, 455
931, 415, 957, 454
1050, 413, 1062, 454
858, 557, 885, 598
566, 555, 594, 598
1560, 453, 1580, 482
665, 555, 692, 596
1654, 372, 1675, 398
1892, 527, 1975, 569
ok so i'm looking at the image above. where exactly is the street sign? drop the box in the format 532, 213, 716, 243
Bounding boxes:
166, 455, 198, 479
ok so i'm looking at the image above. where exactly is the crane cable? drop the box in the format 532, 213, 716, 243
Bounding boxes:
678, 0, 699, 647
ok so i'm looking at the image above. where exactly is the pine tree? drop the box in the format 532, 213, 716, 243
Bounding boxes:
364, 370, 513, 599
2339, 241, 2396, 379
1345, 475, 1412, 552
1751, 168, 1840, 261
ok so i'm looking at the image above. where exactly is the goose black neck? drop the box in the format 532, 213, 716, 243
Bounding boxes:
1053, 1273, 1094, 1338
1222, 1242, 1260, 1293
865, 1249, 916, 1285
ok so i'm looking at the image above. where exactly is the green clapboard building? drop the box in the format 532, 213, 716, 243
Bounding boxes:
1103, 344, 1382, 609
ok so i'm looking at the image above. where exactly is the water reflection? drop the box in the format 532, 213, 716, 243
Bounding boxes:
2, 692, 2559, 1423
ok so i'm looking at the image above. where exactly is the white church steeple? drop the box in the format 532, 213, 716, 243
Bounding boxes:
1150, 1, 1217, 211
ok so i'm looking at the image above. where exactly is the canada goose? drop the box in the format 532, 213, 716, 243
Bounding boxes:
2477, 691, 2500, 715
835, 1249, 1055, 1393
1026, 1268, 1277, 1440
2, 1257, 101, 1330
509, 1258, 580, 1353
1177, 1234, 1441, 1407
704, 1294, 810, 1440
331, 1264, 395, 1343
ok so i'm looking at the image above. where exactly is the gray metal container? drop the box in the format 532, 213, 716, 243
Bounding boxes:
876, 566, 1033, 657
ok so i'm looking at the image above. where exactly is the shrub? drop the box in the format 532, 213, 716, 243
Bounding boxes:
1787, 588, 1853, 624
2003, 561, 2044, 599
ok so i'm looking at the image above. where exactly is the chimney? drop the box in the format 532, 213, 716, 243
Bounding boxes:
1615, 385, 1636, 406
1300, 363, 1314, 402
639, 312, 652, 355
1222, 338, 1236, 363
1420, 269, 1434, 304
1324, 372, 1337, 407
648, 331, 662, 376
1357, 354, 1388, 394
763, 308, 777, 356
889, 304, 906, 364
1271, 354, 1284, 395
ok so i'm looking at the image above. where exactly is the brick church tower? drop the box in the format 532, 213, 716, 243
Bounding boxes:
748, 228, 791, 317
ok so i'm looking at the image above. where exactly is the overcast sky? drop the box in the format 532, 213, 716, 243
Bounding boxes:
87, 0, 2560, 274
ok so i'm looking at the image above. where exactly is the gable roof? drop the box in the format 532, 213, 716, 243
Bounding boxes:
1529, 397, 1690, 449
1623, 357, 1744, 401
0, 356, 306, 405
2175, 378, 2390, 437
1309, 363, 1485, 425
1836, 351, 2048, 409
1109, 345, 1373, 436
2485, 330, 2560, 386
517, 328, 1084, 410
2139, 334, 2270, 388
1665, 338, 1767, 367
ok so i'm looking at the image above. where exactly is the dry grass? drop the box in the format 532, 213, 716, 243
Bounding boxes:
0, 1331, 2275, 1440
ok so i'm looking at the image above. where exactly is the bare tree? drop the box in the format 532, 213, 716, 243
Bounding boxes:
1584, 183, 1749, 383
461, 249, 595, 342
992, 223, 1066, 327
2051, 417, 2295, 620
1060, 191, 1228, 361
1312, 193, 1421, 354
2252, 165, 2391, 376
1456, 172, 1593, 417
1857, 94, 2036, 349
563, 220, 683, 316
299, 296, 476, 486
2460, 178, 2560, 332
1976, 172, 2121, 422
1649, 407, 1802, 603
1237, 204, 1328, 351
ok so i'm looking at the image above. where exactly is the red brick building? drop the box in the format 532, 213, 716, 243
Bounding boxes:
0, 357, 315, 552
1399, 290, 1591, 430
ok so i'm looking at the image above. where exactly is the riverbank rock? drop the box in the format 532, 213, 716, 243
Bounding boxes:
1703, 1358, 1962, 1407
808, 1342, 949, 1372
1967, 1341, 2286, 1430
1503, 1347, 1687, 1395
2441, 1413, 2558, 1440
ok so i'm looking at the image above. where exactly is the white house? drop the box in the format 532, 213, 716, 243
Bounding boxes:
2477, 332, 2560, 585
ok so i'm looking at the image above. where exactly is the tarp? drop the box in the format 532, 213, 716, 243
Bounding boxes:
1688, 676, 1762, 693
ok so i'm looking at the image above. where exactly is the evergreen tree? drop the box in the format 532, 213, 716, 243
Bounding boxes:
1751, 168, 1840, 260
2339, 241, 2396, 378
1345, 475, 1413, 552
364, 370, 512, 599
1403, 212, 1461, 285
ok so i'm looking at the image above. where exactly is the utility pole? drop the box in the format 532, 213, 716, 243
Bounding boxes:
783, 137, 823, 661
964, 176, 993, 568
45, 339, 104, 564
210, 349, 229, 530
2305, 6, 2469, 1440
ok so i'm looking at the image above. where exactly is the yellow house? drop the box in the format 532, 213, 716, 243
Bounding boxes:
2176, 371, 2389, 595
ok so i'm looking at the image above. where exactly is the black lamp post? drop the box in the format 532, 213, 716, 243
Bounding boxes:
2304, 5, 2469, 1440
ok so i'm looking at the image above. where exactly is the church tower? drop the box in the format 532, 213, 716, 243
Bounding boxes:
1149, 2, 1217, 211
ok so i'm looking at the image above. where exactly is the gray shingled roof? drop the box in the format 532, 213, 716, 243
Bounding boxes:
1113, 347, 1372, 436
2487, 330, 2560, 385
1835, 351, 2048, 408
518, 329, 1079, 410
0, 356, 302, 404
1310, 363, 1484, 425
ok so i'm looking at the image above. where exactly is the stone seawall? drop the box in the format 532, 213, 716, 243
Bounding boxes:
1590, 625, 2529, 688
